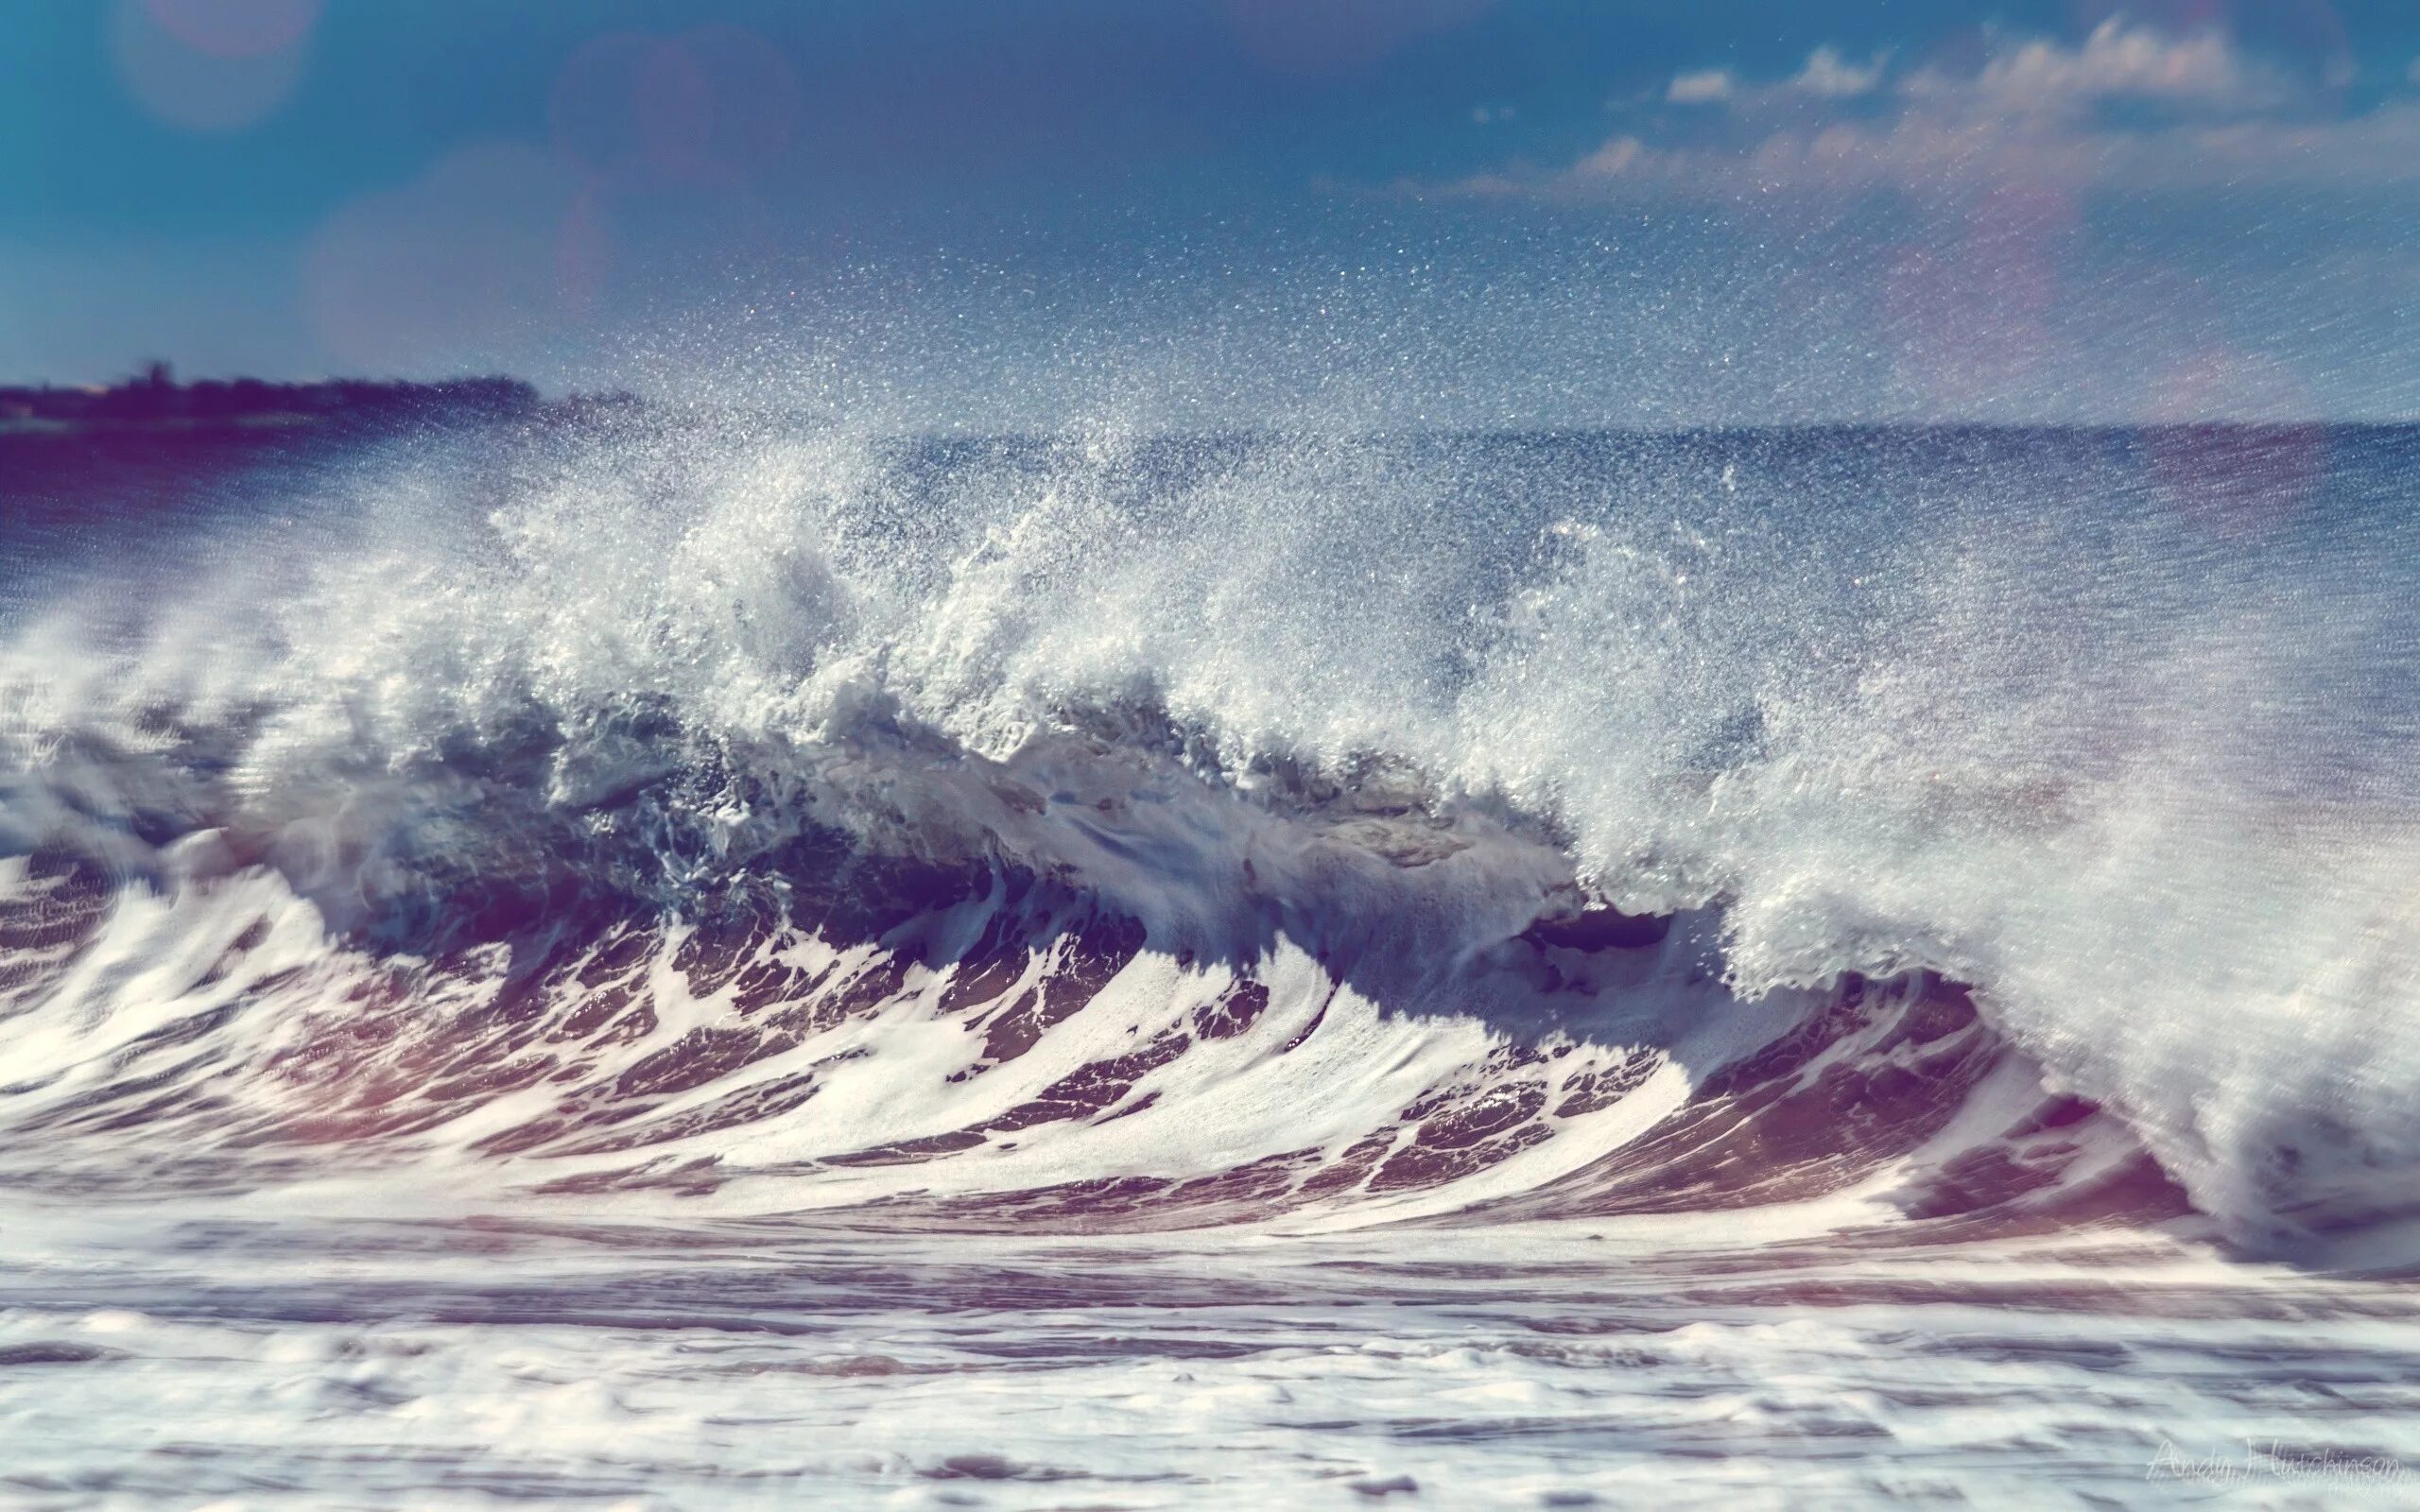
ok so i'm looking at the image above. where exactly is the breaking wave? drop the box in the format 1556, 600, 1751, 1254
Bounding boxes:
7, 415, 2420, 1253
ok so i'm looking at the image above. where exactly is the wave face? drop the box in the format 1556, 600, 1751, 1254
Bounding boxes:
6, 419, 2419, 1248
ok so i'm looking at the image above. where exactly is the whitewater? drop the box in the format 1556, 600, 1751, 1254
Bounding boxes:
6, 413, 2420, 1506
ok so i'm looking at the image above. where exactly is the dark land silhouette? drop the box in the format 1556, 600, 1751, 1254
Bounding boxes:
0, 362, 542, 435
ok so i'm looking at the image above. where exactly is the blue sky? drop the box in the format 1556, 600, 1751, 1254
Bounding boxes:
7, 1, 2420, 423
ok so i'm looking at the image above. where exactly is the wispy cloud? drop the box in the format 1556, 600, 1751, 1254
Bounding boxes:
1447, 22, 2415, 203
1665, 68, 1735, 105
1791, 46, 1885, 99
1898, 20, 2275, 115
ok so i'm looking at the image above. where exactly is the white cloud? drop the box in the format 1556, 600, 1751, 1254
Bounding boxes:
1792, 46, 1885, 99
1479, 105, 2420, 203
1902, 20, 2274, 116
1573, 136, 1644, 178
1666, 68, 1735, 105
1448, 22, 2407, 204
2408, 55, 2420, 87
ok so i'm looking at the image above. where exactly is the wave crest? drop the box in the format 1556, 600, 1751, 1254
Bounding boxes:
4, 417, 2418, 1249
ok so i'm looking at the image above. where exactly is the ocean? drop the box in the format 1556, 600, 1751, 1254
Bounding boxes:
4, 415, 2420, 1507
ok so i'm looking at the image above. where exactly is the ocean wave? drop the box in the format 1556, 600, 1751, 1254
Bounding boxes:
4, 416, 2417, 1252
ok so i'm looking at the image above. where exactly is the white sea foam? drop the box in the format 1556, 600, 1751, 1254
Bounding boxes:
3, 419, 2418, 1250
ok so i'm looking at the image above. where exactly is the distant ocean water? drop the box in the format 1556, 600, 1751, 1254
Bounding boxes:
5, 417, 2420, 1507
